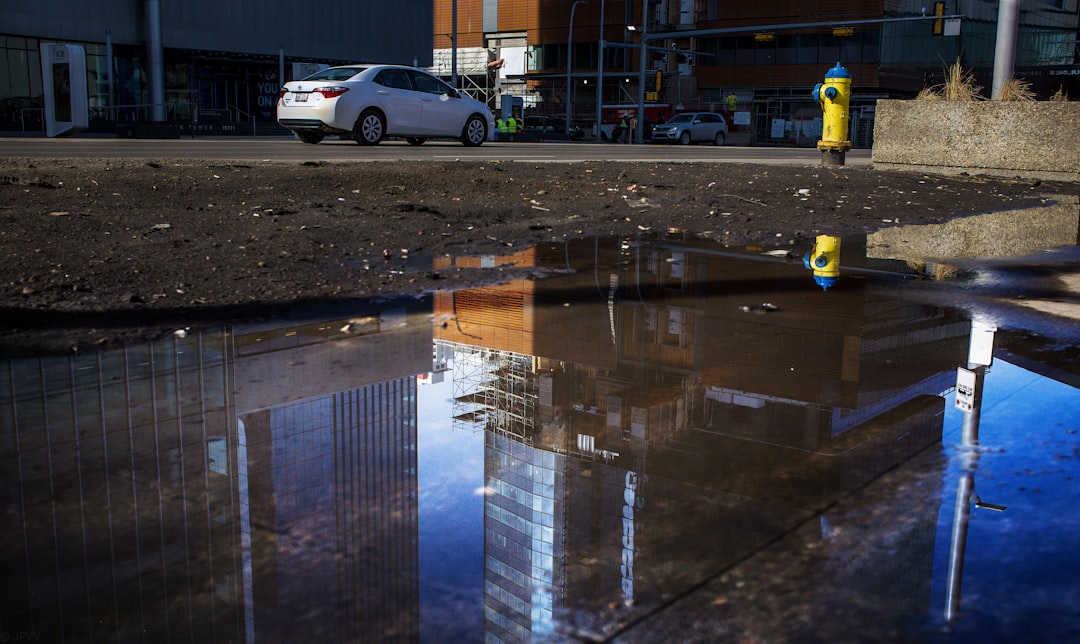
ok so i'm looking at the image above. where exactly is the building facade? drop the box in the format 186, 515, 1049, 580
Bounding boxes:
433, 0, 1079, 145
1, 0, 432, 130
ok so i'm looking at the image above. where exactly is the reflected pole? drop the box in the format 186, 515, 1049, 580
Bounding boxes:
945, 319, 998, 623
594, 0, 606, 141
567, 1, 589, 136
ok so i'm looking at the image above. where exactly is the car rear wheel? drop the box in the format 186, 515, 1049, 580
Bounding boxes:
296, 130, 325, 145
354, 109, 385, 145
461, 115, 487, 147
679, 131, 691, 145
405, 137, 427, 146
713, 131, 725, 146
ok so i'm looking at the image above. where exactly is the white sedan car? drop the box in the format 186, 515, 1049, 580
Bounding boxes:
277, 64, 494, 146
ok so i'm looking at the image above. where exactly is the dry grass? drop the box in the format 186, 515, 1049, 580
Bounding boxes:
941, 59, 983, 101
915, 86, 942, 101
997, 77, 1037, 101
916, 58, 983, 101
1050, 85, 1070, 101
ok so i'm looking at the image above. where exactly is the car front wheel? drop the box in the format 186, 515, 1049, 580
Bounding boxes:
405, 137, 427, 146
713, 131, 725, 146
296, 130, 325, 144
354, 109, 385, 146
679, 131, 691, 145
461, 115, 487, 147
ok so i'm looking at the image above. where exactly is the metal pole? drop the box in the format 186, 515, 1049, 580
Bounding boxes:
451, 0, 458, 88
991, 0, 1019, 99
636, 0, 647, 143
595, 0, 606, 140
106, 30, 114, 121
567, 1, 589, 137
145, 0, 166, 121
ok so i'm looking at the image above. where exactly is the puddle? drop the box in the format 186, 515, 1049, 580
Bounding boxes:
2, 229, 1079, 642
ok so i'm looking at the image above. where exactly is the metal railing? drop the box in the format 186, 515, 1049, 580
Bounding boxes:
89, 102, 194, 123
226, 104, 258, 136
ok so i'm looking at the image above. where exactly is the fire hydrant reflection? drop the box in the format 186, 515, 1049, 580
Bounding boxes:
803, 234, 841, 291
812, 62, 852, 167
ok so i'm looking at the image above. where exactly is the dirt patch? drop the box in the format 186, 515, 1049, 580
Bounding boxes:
0, 157, 1073, 355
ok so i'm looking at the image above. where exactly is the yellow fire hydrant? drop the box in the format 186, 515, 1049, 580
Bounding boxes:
803, 234, 842, 291
813, 62, 851, 167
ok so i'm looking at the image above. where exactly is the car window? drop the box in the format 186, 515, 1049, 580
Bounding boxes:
700, 114, 718, 123
374, 69, 413, 91
409, 71, 453, 96
304, 67, 366, 82
668, 114, 693, 123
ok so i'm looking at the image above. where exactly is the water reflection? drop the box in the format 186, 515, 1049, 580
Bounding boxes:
2, 234, 1078, 642
1, 301, 430, 642
434, 237, 966, 639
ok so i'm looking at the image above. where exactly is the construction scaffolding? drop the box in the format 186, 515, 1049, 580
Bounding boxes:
444, 341, 538, 441
431, 47, 497, 107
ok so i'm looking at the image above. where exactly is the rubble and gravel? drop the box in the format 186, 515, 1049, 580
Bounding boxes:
1, 157, 1073, 355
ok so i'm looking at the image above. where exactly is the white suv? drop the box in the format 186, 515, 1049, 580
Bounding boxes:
650, 112, 728, 145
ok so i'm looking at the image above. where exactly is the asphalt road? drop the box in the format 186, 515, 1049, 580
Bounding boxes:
1, 135, 871, 165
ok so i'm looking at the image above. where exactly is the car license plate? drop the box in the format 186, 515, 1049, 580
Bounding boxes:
294, 93, 308, 103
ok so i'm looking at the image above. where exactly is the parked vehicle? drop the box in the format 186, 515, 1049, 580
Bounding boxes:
598, 103, 671, 141
650, 112, 728, 145
277, 64, 494, 146
522, 116, 585, 140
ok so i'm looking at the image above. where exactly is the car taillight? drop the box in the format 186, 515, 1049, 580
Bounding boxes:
278, 87, 288, 100
316, 86, 349, 99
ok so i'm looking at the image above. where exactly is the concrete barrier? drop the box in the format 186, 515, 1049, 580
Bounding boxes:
872, 100, 1080, 182
867, 194, 1080, 261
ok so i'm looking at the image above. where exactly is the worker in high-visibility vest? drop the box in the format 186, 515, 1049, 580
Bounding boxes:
505, 114, 519, 141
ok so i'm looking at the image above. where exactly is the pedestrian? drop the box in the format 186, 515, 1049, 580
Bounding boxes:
496, 116, 506, 133
726, 92, 738, 113
630, 117, 638, 144
507, 114, 519, 138
618, 116, 629, 144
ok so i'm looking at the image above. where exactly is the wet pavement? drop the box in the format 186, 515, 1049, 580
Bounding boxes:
2, 219, 1079, 642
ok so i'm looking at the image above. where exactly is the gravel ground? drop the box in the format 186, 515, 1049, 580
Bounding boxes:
1, 157, 1073, 355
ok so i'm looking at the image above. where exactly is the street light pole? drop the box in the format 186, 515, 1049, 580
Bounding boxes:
636, 0, 648, 144
451, 0, 458, 88
595, 0, 606, 141
567, 1, 589, 136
